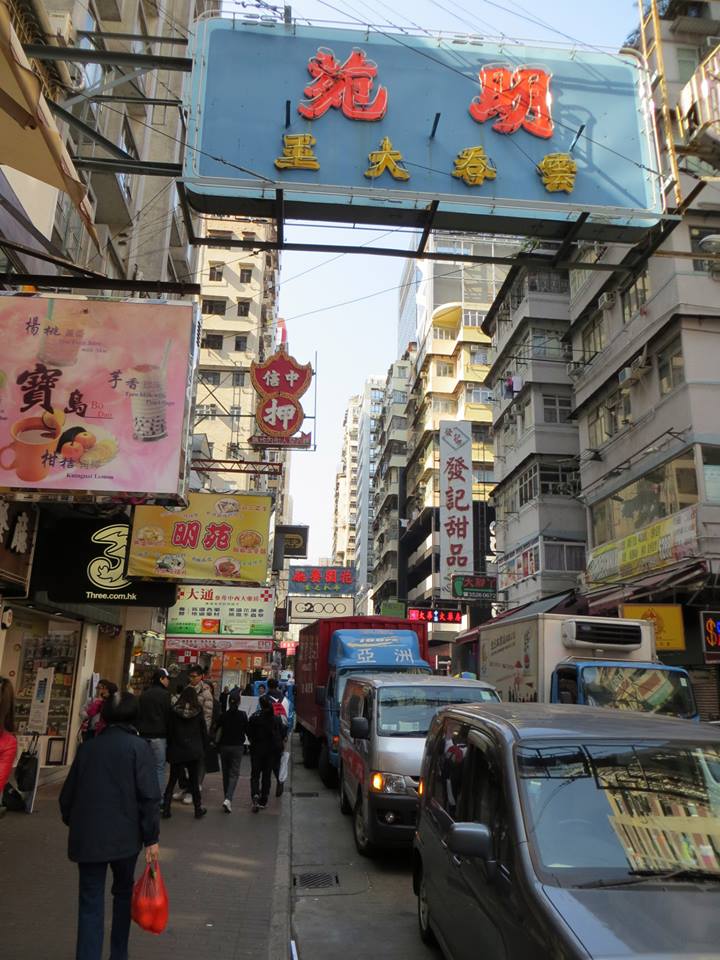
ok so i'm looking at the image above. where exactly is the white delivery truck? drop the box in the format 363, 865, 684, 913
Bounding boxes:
474, 614, 698, 720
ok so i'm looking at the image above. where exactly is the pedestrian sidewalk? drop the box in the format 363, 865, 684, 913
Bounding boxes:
0, 761, 291, 960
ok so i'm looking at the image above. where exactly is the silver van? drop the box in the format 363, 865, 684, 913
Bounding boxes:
338, 674, 499, 856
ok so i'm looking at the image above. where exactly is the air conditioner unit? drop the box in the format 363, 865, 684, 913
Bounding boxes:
48, 11, 73, 44
598, 292, 616, 312
567, 361, 585, 380
630, 354, 652, 376
618, 366, 639, 386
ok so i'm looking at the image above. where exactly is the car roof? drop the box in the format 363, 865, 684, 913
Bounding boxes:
345, 673, 497, 691
440, 702, 720, 743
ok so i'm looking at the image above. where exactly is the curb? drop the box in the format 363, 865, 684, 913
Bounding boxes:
269, 744, 293, 960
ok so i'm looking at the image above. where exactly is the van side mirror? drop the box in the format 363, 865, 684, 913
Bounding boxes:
350, 716, 370, 740
315, 686, 327, 707
447, 823, 495, 874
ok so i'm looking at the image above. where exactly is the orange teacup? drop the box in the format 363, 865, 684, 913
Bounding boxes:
0, 416, 61, 482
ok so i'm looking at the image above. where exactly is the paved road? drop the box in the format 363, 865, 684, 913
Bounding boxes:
290, 739, 443, 960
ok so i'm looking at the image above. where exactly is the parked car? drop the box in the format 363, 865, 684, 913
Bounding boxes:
339, 674, 499, 855
413, 702, 720, 960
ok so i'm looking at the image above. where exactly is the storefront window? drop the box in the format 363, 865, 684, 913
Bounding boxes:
590, 450, 698, 546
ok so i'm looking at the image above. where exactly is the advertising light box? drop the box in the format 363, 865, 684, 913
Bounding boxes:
184, 21, 662, 238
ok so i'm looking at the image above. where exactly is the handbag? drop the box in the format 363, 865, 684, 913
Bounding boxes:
2, 781, 27, 812
204, 743, 220, 775
15, 734, 39, 793
131, 863, 169, 934
278, 751, 289, 784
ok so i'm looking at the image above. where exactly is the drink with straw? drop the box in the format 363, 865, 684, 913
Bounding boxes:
130, 341, 171, 442
37, 299, 87, 367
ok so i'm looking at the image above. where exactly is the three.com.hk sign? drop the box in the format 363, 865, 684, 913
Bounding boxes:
287, 596, 355, 624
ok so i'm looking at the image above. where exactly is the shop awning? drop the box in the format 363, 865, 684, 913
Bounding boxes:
584, 560, 708, 613
0, 0, 96, 243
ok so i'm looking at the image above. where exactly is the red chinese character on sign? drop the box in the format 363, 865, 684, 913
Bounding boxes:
447, 543, 469, 568
298, 48, 388, 122
469, 65, 553, 139
325, 569, 337, 584
310, 568, 322, 583
171, 520, 201, 548
444, 516, 470, 539
445, 486, 470, 512
292, 570, 307, 583
340, 569, 353, 585
202, 522, 232, 550
444, 457, 469, 483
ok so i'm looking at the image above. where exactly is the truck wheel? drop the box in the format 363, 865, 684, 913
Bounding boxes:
353, 795, 376, 858
338, 768, 352, 815
300, 731, 318, 769
318, 742, 338, 788
417, 866, 436, 945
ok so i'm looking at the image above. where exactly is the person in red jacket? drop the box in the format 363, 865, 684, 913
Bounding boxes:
0, 675, 17, 795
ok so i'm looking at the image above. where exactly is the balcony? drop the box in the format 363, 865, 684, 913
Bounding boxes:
93, 169, 132, 229
95, 0, 124, 20
665, 0, 720, 34
677, 45, 720, 169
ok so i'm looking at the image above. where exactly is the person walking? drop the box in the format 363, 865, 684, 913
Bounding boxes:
247, 695, 284, 813
214, 692, 249, 813
163, 686, 208, 820
219, 685, 230, 714
266, 677, 290, 797
178, 665, 214, 805
79, 679, 118, 742
0, 676, 17, 796
59, 692, 160, 960
137, 668, 171, 795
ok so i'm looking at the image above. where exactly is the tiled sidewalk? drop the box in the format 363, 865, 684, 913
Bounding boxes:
0, 761, 289, 960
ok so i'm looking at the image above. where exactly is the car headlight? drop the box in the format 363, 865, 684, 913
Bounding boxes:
370, 772, 409, 794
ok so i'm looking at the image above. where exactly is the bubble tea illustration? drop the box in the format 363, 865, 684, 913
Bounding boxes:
130, 341, 171, 442
37, 299, 88, 367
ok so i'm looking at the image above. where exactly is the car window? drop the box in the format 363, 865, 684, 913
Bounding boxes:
462, 745, 512, 867
428, 719, 470, 820
361, 694, 371, 721
345, 694, 362, 719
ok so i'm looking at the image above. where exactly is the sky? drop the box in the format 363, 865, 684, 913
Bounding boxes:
275, 0, 642, 562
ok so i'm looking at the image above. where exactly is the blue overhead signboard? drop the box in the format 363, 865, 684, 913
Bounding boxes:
184, 20, 663, 236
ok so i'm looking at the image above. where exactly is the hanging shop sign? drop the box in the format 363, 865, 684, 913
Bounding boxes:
165, 636, 273, 652
408, 605, 464, 625
584, 507, 698, 587
167, 584, 275, 641
288, 564, 355, 595
184, 21, 662, 238
272, 523, 309, 571
701, 612, 720, 664
439, 421, 474, 600
380, 600, 407, 618
127, 492, 272, 583
249, 345, 313, 449
0, 499, 38, 596
0, 295, 197, 503
287, 596, 355, 623
32, 517, 177, 606
620, 603, 686, 652
452, 572, 496, 602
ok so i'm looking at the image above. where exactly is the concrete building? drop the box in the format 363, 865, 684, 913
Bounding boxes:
332, 395, 361, 567
354, 376, 384, 612
400, 235, 513, 651
371, 350, 415, 611
398, 258, 419, 359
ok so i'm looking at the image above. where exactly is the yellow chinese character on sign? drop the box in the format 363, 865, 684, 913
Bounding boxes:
364, 136, 410, 181
537, 152, 577, 193
274, 133, 320, 171
452, 146, 497, 186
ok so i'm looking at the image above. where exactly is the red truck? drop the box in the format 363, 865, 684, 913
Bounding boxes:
295, 616, 430, 787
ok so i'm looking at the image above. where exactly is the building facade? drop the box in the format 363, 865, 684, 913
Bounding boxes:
354, 376, 384, 612
332, 395, 361, 567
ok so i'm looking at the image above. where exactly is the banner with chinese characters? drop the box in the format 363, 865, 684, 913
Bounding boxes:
166, 585, 275, 642
439, 421, 474, 600
288, 564, 355, 595
184, 21, 662, 237
0, 295, 197, 502
0, 500, 37, 596
127, 492, 271, 583
408, 606, 464, 625
165, 636, 273, 652
249, 344, 313, 449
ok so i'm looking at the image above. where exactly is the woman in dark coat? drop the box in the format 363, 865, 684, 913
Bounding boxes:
163, 686, 208, 819
247, 695, 284, 812
59, 692, 160, 960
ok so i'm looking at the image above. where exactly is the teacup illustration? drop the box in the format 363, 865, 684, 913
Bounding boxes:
0, 416, 61, 482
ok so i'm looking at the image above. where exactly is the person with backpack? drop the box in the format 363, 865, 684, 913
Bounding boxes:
247, 696, 284, 812
163, 686, 208, 820
137, 668, 171, 795
214, 693, 249, 813
266, 677, 290, 797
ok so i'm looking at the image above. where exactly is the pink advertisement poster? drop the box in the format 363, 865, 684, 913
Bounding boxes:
0, 295, 197, 500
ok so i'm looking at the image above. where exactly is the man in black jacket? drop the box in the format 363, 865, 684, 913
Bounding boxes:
60, 692, 160, 960
138, 668, 171, 794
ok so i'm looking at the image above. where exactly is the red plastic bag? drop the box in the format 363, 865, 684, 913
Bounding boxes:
131, 863, 169, 935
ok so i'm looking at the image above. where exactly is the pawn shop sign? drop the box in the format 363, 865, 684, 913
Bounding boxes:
251, 345, 313, 442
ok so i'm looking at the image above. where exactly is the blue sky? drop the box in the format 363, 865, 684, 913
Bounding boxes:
276, 0, 641, 562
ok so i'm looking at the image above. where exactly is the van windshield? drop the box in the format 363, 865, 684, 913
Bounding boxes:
517, 740, 720, 887
579, 665, 696, 718
377, 685, 499, 737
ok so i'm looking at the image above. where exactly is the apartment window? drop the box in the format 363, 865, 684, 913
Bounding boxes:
621, 271, 649, 324
230, 405, 242, 419
470, 347, 489, 365
208, 262, 224, 282
587, 406, 603, 449
658, 337, 685, 396
232, 371, 246, 387
243, 231, 257, 241
392, 390, 407, 404
235, 335, 248, 352
208, 229, 234, 245
202, 298, 225, 316
676, 45, 700, 84
690, 225, 718, 272
436, 361, 454, 377
543, 394, 572, 423
432, 326, 454, 340
118, 121, 138, 199
433, 399, 456, 414
466, 385, 492, 404
463, 309, 484, 326
544, 542, 586, 571
604, 389, 632, 437
201, 333, 224, 350
237, 300, 250, 318
227, 442, 240, 459
197, 404, 217, 420
200, 370, 221, 386
581, 312, 606, 361
539, 464, 578, 495
518, 464, 538, 506
239, 267, 253, 283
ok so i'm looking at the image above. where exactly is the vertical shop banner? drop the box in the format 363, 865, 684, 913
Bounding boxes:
439, 421, 474, 599
166, 584, 276, 642
0, 500, 38, 595
28, 666, 54, 733
127, 492, 272, 583
0, 295, 197, 502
